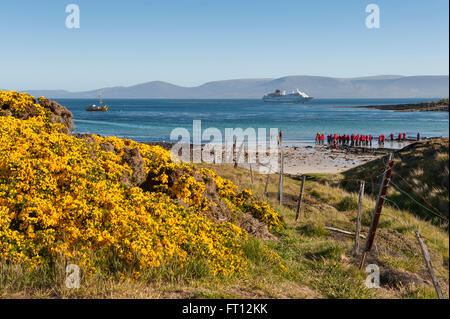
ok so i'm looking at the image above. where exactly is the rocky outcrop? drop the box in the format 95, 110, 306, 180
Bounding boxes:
72, 135, 146, 187
0, 109, 12, 117
73, 133, 97, 144
0, 94, 73, 133
100, 142, 116, 153
38, 97, 73, 133
121, 147, 147, 187
0, 96, 41, 119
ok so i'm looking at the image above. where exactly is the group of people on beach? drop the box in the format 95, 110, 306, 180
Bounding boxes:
315, 132, 421, 149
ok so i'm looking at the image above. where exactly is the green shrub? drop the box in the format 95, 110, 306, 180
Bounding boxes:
304, 243, 345, 261
297, 222, 328, 237
310, 190, 321, 198
241, 238, 266, 264
336, 196, 358, 211
361, 209, 373, 226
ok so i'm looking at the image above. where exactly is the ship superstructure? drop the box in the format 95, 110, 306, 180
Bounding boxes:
263, 89, 313, 102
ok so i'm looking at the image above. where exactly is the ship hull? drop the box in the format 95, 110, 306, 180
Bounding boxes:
262, 96, 313, 103
85, 105, 108, 112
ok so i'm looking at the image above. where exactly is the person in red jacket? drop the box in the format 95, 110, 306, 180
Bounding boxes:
403, 132, 406, 140
369, 135, 373, 146
398, 133, 402, 141
390, 133, 394, 141
379, 134, 385, 147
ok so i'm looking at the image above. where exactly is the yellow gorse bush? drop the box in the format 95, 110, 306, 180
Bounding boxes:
0, 90, 283, 276
199, 168, 284, 230
0, 91, 46, 118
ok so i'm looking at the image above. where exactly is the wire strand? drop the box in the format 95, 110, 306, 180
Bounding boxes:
389, 180, 447, 221
391, 172, 446, 219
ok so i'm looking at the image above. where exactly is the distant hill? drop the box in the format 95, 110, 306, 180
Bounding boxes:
20, 75, 449, 99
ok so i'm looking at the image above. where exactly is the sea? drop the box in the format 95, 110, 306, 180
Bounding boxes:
54, 98, 449, 147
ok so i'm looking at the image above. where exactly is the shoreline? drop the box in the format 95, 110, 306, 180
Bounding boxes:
346, 98, 449, 112
145, 140, 416, 175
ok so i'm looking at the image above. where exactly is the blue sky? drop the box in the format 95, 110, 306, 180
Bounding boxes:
0, 0, 448, 91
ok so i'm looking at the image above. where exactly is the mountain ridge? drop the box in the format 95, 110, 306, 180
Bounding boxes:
18, 75, 449, 99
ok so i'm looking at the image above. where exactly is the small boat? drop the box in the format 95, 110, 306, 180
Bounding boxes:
86, 94, 108, 112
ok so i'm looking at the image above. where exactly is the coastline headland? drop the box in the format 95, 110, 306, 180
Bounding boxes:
350, 98, 449, 112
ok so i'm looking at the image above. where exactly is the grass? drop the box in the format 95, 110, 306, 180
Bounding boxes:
341, 137, 449, 224
1, 160, 448, 299
194, 162, 449, 299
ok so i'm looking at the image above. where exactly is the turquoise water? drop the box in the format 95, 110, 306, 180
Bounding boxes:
55, 98, 449, 146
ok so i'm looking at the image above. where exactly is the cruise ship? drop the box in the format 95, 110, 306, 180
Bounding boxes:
263, 89, 313, 102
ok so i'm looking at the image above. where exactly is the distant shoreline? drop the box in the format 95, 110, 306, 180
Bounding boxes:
349, 98, 449, 112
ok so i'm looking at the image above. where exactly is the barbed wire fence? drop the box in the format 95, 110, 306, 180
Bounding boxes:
235, 139, 447, 298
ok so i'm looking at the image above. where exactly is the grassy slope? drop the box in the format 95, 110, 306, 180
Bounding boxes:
2, 154, 448, 299
341, 138, 449, 223
191, 163, 448, 299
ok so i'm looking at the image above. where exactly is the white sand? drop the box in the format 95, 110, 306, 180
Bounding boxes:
279, 145, 385, 175
169, 142, 406, 176
235, 145, 394, 176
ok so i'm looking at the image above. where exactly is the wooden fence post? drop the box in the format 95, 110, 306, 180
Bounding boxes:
235, 140, 244, 169
354, 180, 365, 255
232, 138, 237, 167
295, 175, 306, 221
415, 230, 444, 299
264, 166, 271, 197
359, 153, 394, 270
278, 131, 284, 206
249, 163, 254, 186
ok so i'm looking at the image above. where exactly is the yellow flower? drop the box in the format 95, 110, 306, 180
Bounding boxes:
0, 90, 283, 277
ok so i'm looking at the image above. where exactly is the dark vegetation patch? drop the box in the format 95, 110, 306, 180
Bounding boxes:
340, 138, 449, 225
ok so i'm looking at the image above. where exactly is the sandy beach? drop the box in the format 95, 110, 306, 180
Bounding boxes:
148, 141, 409, 175
237, 144, 394, 175
275, 145, 390, 175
